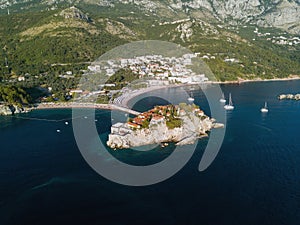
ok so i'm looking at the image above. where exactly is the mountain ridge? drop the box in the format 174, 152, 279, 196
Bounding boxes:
0, 1, 299, 83
1, 0, 299, 34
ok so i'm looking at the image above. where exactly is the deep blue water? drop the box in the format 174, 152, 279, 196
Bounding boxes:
1, 80, 300, 225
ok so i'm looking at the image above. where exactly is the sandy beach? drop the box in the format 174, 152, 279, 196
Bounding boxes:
116, 76, 300, 107
113, 84, 183, 108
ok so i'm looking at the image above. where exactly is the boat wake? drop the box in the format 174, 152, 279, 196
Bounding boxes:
252, 123, 272, 132
31, 177, 78, 190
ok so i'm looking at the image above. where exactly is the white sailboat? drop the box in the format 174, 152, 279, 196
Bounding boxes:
224, 93, 234, 110
188, 92, 195, 102
261, 102, 268, 113
219, 93, 226, 103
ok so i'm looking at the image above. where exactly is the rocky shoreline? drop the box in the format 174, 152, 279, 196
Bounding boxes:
0, 104, 32, 116
278, 94, 300, 100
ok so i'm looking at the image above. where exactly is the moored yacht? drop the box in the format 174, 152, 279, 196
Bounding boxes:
219, 93, 226, 103
188, 92, 195, 102
261, 102, 268, 113
224, 93, 234, 110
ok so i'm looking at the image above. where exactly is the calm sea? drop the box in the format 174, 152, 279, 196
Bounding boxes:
0, 80, 300, 225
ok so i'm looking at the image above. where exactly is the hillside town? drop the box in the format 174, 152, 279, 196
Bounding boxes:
87, 53, 208, 84
71, 53, 209, 103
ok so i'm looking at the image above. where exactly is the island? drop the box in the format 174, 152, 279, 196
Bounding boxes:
278, 94, 300, 100
107, 103, 223, 149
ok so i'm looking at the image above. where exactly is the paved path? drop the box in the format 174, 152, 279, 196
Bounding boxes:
110, 105, 140, 116
37, 102, 141, 116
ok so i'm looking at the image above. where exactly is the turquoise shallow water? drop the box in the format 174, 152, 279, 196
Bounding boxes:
0, 80, 300, 225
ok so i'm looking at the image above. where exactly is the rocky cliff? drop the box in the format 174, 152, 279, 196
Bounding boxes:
167, 0, 300, 34
59, 6, 90, 22
0, 104, 31, 115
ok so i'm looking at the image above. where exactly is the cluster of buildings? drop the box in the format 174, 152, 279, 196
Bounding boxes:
110, 105, 175, 135
128, 105, 177, 129
253, 28, 300, 46
74, 54, 210, 104
271, 36, 300, 46
88, 54, 208, 85
111, 104, 205, 132
125, 105, 176, 129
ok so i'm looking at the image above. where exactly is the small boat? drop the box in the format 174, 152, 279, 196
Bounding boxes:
219, 93, 226, 103
261, 102, 268, 113
224, 93, 234, 110
65, 122, 69, 125
188, 92, 195, 102
56, 129, 61, 133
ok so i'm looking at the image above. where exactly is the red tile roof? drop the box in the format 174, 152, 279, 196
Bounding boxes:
152, 115, 164, 121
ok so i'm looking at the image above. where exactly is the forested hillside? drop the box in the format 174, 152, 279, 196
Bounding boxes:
0, 1, 299, 104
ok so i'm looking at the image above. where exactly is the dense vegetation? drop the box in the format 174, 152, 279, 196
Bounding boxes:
0, 3, 299, 104
0, 8, 126, 80
166, 118, 182, 129
106, 68, 139, 89
0, 85, 31, 106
